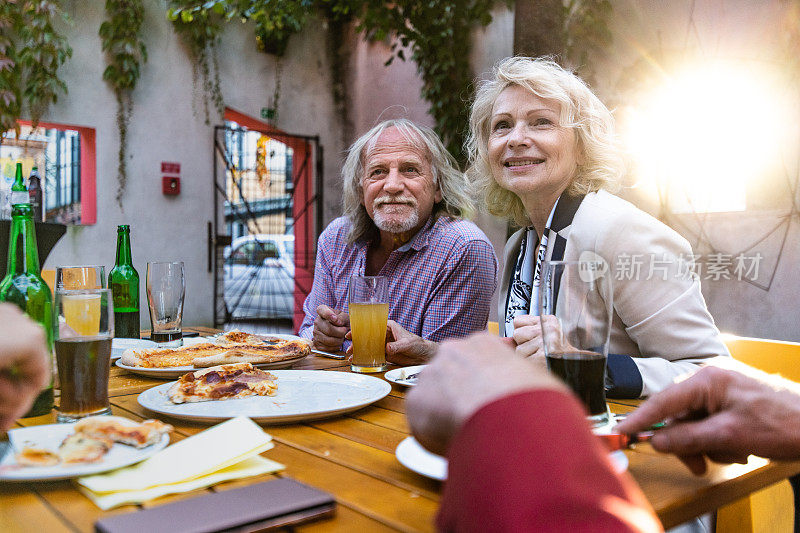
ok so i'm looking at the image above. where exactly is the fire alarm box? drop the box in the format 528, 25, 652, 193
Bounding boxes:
163, 176, 180, 195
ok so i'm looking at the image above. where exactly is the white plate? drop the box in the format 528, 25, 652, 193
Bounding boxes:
111, 338, 157, 360
0, 423, 169, 482
115, 360, 195, 378
396, 437, 447, 481
395, 436, 628, 481
384, 365, 427, 387
138, 370, 391, 424
115, 351, 308, 379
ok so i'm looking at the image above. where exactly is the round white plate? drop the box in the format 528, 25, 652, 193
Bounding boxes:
0, 423, 169, 482
116, 351, 308, 379
111, 338, 157, 360
138, 370, 391, 424
116, 360, 195, 378
395, 437, 628, 482
384, 365, 426, 387
396, 437, 447, 481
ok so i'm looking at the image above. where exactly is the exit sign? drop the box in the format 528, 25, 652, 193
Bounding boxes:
261, 107, 276, 120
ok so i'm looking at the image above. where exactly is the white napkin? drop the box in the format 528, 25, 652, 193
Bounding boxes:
76, 416, 284, 510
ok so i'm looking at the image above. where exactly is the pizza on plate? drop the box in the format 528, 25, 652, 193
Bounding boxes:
119, 330, 310, 368
168, 363, 278, 404
13, 415, 173, 467
73, 416, 172, 449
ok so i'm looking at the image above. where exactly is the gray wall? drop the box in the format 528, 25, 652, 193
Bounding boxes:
43, 1, 344, 328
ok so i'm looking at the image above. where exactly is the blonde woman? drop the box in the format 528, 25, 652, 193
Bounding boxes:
468, 57, 728, 398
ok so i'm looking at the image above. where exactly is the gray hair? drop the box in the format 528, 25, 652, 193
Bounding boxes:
466, 56, 624, 227
342, 118, 475, 243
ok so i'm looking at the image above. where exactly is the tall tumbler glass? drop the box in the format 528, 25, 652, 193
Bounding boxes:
55, 265, 106, 290
54, 288, 113, 423
349, 275, 389, 373
539, 259, 613, 427
55, 266, 106, 336
146, 261, 185, 347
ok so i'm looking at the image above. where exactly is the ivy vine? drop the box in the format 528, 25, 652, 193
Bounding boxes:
0, 1, 71, 142
0, 3, 22, 139
166, 1, 227, 125
563, 0, 613, 85
159, 1, 613, 166
346, 0, 505, 164
99, 0, 147, 207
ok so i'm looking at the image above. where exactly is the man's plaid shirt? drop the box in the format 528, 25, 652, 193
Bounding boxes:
299, 215, 498, 344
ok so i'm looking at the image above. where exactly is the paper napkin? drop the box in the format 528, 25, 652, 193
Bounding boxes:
77, 416, 284, 510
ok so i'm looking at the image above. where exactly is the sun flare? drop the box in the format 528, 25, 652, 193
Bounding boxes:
622, 61, 794, 213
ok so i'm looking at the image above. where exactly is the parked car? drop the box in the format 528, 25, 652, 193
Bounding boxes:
223, 234, 294, 320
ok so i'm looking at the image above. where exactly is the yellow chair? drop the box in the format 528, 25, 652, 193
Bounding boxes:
716, 334, 800, 533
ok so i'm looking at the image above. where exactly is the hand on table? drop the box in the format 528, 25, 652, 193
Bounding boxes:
312, 305, 350, 352
384, 320, 436, 365
615, 365, 800, 475
406, 333, 565, 456
510, 314, 575, 370
0, 304, 51, 430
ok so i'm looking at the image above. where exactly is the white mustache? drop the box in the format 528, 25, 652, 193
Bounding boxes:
374, 196, 417, 207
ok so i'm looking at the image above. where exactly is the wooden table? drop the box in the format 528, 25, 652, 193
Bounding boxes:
4, 326, 800, 532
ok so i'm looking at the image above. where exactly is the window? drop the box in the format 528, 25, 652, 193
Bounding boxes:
1, 121, 96, 224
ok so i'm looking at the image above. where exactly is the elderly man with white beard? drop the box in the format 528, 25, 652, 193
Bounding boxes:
298, 119, 498, 365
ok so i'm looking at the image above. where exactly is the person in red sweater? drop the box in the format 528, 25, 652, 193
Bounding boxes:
407, 333, 800, 532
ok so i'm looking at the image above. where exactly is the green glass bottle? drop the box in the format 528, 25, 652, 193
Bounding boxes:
109, 225, 140, 338
0, 202, 54, 417
10, 162, 29, 207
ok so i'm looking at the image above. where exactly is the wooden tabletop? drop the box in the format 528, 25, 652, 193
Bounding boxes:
4, 326, 800, 532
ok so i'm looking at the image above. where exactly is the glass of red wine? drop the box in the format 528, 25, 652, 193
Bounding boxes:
539, 259, 613, 427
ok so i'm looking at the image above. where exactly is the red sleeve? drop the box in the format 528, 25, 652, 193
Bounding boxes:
436, 390, 662, 533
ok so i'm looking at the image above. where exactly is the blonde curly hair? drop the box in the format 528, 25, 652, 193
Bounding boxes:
466, 57, 624, 227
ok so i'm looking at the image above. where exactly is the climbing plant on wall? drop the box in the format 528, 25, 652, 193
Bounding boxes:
99, 0, 147, 207
166, 1, 227, 124
163, 0, 505, 165
0, 1, 72, 142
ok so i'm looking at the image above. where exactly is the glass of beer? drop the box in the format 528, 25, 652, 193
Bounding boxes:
54, 288, 114, 423
539, 260, 613, 427
348, 275, 389, 373
55, 265, 106, 290
146, 261, 185, 347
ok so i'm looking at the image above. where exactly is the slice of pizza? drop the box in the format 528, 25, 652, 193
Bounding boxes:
168, 363, 278, 404
74, 416, 173, 449
191, 340, 310, 367
15, 446, 61, 467
120, 335, 309, 369
214, 330, 267, 346
58, 433, 113, 464
120, 342, 227, 368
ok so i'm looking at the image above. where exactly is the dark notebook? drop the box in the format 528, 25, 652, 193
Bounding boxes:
94, 478, 336, 533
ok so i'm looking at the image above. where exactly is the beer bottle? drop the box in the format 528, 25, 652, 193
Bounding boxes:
109, 225, 140, 338
27, 166, 43, 222
10, 162, 29, 207
0, 200, 54, 417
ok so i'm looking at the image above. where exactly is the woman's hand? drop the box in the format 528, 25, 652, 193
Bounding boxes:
511, 314, 576, 369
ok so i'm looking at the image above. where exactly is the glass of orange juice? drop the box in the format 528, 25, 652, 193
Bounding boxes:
348, 275, 389, 373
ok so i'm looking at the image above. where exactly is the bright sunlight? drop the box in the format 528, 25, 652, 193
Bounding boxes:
622, 61, 793, 213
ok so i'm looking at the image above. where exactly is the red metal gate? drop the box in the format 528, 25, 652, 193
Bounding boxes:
212, 109, 322, 332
